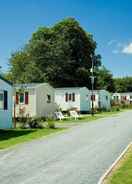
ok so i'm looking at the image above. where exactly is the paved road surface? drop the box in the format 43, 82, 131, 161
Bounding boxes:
0, 111, 132, 184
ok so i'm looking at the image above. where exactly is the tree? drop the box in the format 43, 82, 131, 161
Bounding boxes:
114, 77, 132, 92
96, 66, 115, 92
7, 17, 101, 88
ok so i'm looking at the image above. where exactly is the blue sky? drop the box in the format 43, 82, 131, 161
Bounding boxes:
0, 0, 132, 77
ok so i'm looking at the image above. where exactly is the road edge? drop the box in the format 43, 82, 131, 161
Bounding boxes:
98, 142, 132, 184
0, 128, 69, 153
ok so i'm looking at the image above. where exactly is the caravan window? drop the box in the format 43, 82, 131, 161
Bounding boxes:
114, 96, 119, 100
0, 91, 8, 110
65, 93, 75, 102
47, 94, 51, 103
16, 92, 29, 105
72, 93, 75, 102
0, 92, 4, 109
19, 93, 24, 104
69, 94, 72, 101
91, 95, 95, 101
65, 93, 68, 102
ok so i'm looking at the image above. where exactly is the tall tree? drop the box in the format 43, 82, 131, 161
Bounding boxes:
114, 77, 132, 92
96, 66, 115, 92
8, 17, 101, 88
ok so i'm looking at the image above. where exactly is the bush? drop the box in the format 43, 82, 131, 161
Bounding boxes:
47, 121, 56, 129
21, 117, 45, 129
111, 106, 120, 112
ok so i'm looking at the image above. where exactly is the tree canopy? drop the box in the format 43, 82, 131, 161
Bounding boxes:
96, 66, 115, 92
6, 17, 118, 92
7, 17, 103, 89
114, 77, 132, 92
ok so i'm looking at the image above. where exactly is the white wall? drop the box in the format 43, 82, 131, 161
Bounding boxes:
0, 79, 13, 129
112, 93, 132, 103
36, 84, 57, 117
112, 93, 121, 101
90, 91, 99, 109
14, 88, 36, 118
55, 88, 80, 111
90, 90, 111, 110
14, 83, 57, 118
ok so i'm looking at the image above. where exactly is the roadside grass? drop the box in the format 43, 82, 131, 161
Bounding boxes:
56, 110, 122, 125
0, 109, 126, 150
0, 128, 64, 150
104, 145, 132, 184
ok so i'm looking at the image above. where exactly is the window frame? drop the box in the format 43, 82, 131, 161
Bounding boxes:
16, 91, 29, 105
0, 91, 4, 110
47, 94, 51, 103
19, 92, 25, 104
72, 93, 75, 102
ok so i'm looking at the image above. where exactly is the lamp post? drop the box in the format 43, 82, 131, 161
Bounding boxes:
90, 56, 95, 116
13, 97, 16, 128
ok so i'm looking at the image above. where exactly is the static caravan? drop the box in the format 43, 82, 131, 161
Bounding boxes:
55, 87, 91, 113
112, 92, 132, 104
13, 83, 57, 118
90, 90, 111, 110
0, 76, 13, 129
112, 93, 121, 104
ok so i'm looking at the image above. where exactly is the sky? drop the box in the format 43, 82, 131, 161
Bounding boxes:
0, 0, 132, 77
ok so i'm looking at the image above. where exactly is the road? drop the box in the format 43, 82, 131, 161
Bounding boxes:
0, 110, 132, 184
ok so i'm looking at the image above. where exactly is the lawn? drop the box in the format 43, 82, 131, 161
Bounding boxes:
0, 128, 64, 149
104, 145, 132, 184
56, 110, 122, 124
0, 110, 123, 150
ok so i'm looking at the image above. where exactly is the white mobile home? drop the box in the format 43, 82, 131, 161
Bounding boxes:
112, 92, 132, 104
90, 90, 111, 110
0, 76, 13, 129
13, 83, 57, 118
55, 87, 91, 113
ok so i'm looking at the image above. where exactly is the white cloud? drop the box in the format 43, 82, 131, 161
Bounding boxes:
122, 43, 132, 54
107, 40, 132, 55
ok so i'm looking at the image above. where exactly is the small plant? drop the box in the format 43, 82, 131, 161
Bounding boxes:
20, 117, 45, 129
47, 121, 56, 129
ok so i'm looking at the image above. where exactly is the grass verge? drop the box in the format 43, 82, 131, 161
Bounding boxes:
103, 145, 132, 184
0, 128, 64, 150
56, 110, 122, 125
0, 109, 126, 150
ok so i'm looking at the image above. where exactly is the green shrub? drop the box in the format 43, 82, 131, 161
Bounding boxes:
111, 106, 120, 112
21, 117, 45, 129
47, 121, 56, 129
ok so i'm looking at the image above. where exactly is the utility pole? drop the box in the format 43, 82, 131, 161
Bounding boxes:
13, 98, 16, 128
90, 56, 95, 116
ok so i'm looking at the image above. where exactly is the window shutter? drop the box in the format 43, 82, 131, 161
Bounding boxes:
4, 90, 8, 110
16, 93, 19, 104
69, 94, 71, 101
65, 93, 68, 102
25, 92, 29, 104
72, 93, 75, 101
91, 95, 95, 101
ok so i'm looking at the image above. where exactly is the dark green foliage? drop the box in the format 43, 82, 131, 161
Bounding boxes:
114, 77, 132, 92
47, 121, 56, 129
7, 18, 101, 88
21, 117, 45, 129
96, 66, 115, 92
